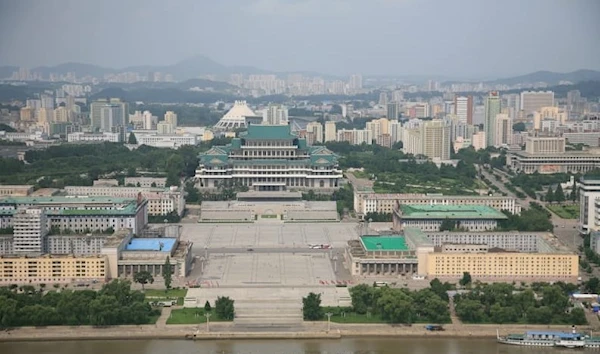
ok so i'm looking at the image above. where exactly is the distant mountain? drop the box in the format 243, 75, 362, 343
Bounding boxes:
22, 56, 274, 82
487, 70, 600, 86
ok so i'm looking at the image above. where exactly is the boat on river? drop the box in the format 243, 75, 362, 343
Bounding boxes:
496, 328, 586, 348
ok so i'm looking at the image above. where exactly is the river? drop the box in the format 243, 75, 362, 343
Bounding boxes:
0, 338, 582, 354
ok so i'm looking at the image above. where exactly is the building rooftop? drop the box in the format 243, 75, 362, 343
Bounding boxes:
0, 196, 135, 205
361, 235, 410, 251
240, 124, 297, 140
124, 238, 176, 252
398, 204, 507, 220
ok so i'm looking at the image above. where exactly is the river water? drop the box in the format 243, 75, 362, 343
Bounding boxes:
0, 338, 580, 354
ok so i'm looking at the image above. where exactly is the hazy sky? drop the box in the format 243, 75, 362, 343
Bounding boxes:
0, 0, 599, 78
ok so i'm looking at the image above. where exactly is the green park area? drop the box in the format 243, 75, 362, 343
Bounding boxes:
166, 296, 235, 324
324, 143, 483, 195
546, 204, 580, 219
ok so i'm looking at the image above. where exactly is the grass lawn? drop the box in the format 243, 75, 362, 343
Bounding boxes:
144, 288, 188, 298
547, 204, 580, 219
166, 308, 232, 325
322, 306, 387, 323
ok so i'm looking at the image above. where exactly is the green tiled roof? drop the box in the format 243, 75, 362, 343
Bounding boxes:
361, 235, 409, 251
0, 196, 135, 205
50, 205, 138, 216
241, 125, 297, 140
399, 204, 507, 220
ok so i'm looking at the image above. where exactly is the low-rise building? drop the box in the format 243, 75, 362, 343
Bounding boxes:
0, 185, 34, 197
64, 185, 184, 216
0, 254, 107, 285
136, 133, 197, 148
67, 132, 122, 143
392, 204, 508, 232
353, 192, 521, 216
0, 196, 148, 235
0, 227, 193, 284
124, 177, 167, 188
345, 229, 578, 281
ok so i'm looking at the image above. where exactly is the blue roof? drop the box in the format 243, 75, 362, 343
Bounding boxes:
124, 238, 176, 252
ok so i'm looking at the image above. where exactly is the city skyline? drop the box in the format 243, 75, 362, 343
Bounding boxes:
0, 0, 599, 78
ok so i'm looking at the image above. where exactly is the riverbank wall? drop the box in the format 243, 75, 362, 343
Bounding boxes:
0, 323, 594, 343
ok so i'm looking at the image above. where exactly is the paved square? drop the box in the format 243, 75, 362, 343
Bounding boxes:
180, 223, 361, 250
198, 253, 336, 287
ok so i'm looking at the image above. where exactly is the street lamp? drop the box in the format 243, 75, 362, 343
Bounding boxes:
333, 255, 338, 273
204, 245, 208, 260
204, 312, 212, 332
325, 312, 333, 332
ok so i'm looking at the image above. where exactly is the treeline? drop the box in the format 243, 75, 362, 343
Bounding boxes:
365, 212, 392, 222
348, 283, 451, 324
0, 280, 159, 328
326, 142, 478, 190
0, 143, 203, 188
454, 282, 585, 325
498, 202, 553, 232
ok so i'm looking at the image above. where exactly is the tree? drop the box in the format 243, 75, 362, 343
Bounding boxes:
128, 133, 138, 144
554, 184, 566, 203
303, 292, 324, 321
439, 218, 456, 231
545, 187, 554, 203
162, 256, 173, 289
571, 183, 578, 202
204, 300, 212, 313
133, 271, 154, 290
215, 296, 235, 320
459, 272, 472, 287
165, 172, 179, 187
350, 284, 375, 314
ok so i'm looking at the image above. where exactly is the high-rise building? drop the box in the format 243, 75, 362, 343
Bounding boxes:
472, 131, 486, 151
53, 106, 71, 123
378, 92, 388, 106
37, 108, 52, 126
143, 111, 156, 130
366, 120, 382, 144
520, 91, 554, 114
40, 95, 54, 109
100, 104, 125, 132
12, 208, 47, 254
421, 119, 451, 160
157, 122, 174, 135
454, 95, 473, 124
494, 113, 512, 147
349, 74, 363, 90
90, 98, 128, 131
164, 111, 178, 130
306, 122, 324, 145
19, 107, 34, 122
484, 91, 501, 147
262, 104, 288, 125
387, 102, 400, 120
324, 121, 337, 142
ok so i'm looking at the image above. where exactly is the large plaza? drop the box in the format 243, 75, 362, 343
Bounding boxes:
180, 223, 361, 250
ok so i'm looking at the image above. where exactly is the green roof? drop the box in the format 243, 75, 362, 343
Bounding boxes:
361, 235, 409, 251
398, 204, 507, 220
241, 125, 297, 140
0, 196, 135, 205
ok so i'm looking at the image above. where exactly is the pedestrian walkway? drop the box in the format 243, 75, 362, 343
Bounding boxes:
155, 306, 174, 328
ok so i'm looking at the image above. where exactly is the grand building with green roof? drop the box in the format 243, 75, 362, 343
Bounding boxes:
195, 124, 342, 192
393, 203, 508, 232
